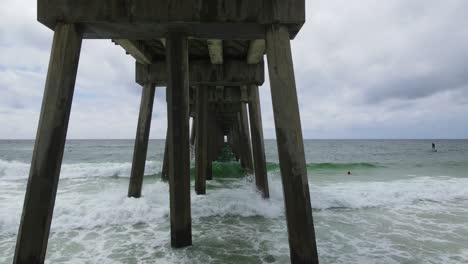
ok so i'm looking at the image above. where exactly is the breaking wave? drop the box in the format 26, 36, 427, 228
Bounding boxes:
311, 176, 468, 210
0, 159, 161, 180
266, 162, 382, 172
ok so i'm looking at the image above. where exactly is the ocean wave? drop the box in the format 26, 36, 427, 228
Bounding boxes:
311, 176, 468, 210
211, 161, 246, 178
1, 175, 468, 235
0, 159, 162, 180
266, 162, 382, 172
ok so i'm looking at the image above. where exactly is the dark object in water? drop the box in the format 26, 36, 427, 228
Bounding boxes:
347, 171, 351, 175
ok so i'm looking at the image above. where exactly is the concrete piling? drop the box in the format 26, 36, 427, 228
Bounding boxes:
195, 87, 209, 194
25, 1, 317, 262
14, 23, 83, 264
190, 117, 196, 147
238, 103, 254, 174
128, 83, 156, 198
266, 24, 319, 264
161, 130, 169, 182
166, 31, 192, 248
206, 111, 215, 180
248, 85, 270, 198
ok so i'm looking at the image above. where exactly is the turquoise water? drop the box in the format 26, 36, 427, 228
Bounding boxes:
1, 139, 468, 263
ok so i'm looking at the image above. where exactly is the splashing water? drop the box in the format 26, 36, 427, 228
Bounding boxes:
1, 139, 468, 263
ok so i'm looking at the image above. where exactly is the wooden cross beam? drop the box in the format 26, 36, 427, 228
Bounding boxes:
207, 39, 223, 64
38, 0, 305, 39
113, 39, 155, 64
136, 60, 264, 86
247, 40, 265, 64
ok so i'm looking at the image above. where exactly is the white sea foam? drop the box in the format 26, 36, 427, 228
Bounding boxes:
312, 176, 468, 210
192, 179, 284, 218
2, 173, 468, 263
0, 181, 170, 235
0, 159, 161, 180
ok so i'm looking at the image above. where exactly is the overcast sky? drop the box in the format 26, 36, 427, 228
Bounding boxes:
1, 0, 467, 139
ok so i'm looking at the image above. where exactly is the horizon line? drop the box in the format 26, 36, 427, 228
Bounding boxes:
0, 138, 467, 140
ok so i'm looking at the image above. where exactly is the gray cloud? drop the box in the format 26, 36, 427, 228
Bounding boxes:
1, 0, 468, 139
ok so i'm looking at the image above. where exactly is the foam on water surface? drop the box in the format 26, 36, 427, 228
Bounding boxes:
0, 159, 162, 180
1, 139, 468, 263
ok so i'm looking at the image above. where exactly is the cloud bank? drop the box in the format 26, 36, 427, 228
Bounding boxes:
1, 0, 467, 139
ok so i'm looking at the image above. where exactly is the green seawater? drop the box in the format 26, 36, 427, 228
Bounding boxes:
1, 139, 468, 263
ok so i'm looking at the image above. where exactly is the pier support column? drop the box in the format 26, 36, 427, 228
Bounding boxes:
128, 83, 156, 198
248, 85, 269, 198
166, 30, 192, 248
239, 103, 254, 174
190, 116, 196, 160
266, 25, 319, 264
161, 130, 169, 182
195, 87, 209, 195
228, 125, 240, 161
216, 125, 224, 158
206, 111, 214, 180
14, 23, 82, 264
190, 117, 196, 147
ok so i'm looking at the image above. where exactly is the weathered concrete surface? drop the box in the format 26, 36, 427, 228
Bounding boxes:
228, 121, 241, 162
206, 111, 215, 180
14, 23, 83, 264
266, 25, 319, 264
238, 103, 254, 174
29, 0, 313, 262
136, 60, 265, 86
128, 83, 156, 198
216, 122, 225, 158
113, 39, 155, 64
190, 117, 196, 147
247, 40, 265, 64
161, 130, 169, 182
207, 39, 223, 64
195, 87, 209, 195
38, 0, 305, 39
166, 31, 192, 248
248, 85, 269, 198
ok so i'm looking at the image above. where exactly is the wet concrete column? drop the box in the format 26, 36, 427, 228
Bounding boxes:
229, 122, 241, 162
216, 124, 224, 158
128, 83, 156, 198
166, 30, 192, 248
190, 116, 196, 147
206, 110, 214, 180
239, 102, 254, 174
14, 23, 83, 263
195, 87, 209, 194
189, 116, 196, 160
266, 24, 319, 264
248, 85, 270, 198
161, 129, 169, 182
161, 88, 170, 182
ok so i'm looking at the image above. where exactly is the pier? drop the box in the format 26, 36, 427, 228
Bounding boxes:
14, 1, 319, 263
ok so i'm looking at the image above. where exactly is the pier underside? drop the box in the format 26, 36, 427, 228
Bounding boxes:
14, 1, 319, 263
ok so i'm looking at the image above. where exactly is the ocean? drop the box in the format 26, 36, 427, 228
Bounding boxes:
1, 139, 468, 263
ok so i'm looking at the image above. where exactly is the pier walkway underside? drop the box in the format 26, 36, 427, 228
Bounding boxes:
14, 1, 319, 263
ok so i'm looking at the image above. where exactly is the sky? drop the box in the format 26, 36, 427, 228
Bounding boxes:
1, 0, 467, 139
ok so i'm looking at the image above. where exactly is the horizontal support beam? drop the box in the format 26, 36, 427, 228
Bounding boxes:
207, 40, 223, 64
247, 39, 265, 64
189, 86, 243, 117
136, 60, 264, 86
208, 86, 242, 104
38, 0, 304, 39
113, 39, 154, 64
88, 23, 270, 40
